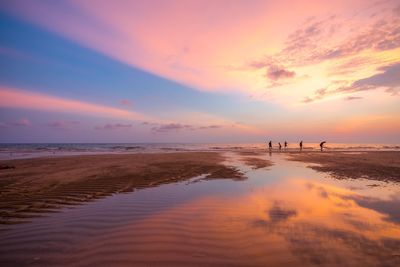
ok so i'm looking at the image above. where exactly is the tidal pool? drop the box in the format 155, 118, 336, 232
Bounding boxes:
1, 153, 399, 266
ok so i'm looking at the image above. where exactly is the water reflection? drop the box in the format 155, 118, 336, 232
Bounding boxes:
248, 179, 400, 266
0, 153, 399, 266
70, 176, 400, 266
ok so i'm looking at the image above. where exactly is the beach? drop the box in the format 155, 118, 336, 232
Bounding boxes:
288, 151, 400, 182
0, 152, 243, 224
1, 150, 400, 266
2, 0, 400, 265
0, 150, 399, 225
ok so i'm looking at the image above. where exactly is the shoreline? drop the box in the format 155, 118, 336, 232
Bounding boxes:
1, 142, 399, 161
2, 148, 400, 161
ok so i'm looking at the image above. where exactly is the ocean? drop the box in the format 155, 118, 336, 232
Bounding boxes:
0, 142, 399, 160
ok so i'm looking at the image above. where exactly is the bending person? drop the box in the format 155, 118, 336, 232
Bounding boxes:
320, 141, 326, 151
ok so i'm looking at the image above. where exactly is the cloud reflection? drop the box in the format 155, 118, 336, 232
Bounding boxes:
250, 180, 400, 265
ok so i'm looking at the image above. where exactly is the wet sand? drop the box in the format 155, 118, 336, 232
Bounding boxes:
288, 151, 400, 182
1, 151, 399, 224
241, 157, 273, 169
1, 151, 400, 266
0, 152, 243, 224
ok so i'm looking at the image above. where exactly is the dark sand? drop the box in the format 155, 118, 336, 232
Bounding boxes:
288, 151, 400, 182
241, 157, 273, 169
0, 152, 243, 224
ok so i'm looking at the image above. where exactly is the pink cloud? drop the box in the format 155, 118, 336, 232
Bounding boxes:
119, 99, 133, 107
266, 66, 296, 81
4, 0, 397, 102
256, 5, 400, 69
0, 87, 154, 122
1, 0, 353, 93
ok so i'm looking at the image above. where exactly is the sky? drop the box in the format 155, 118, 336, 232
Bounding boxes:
0, 0, 399, 143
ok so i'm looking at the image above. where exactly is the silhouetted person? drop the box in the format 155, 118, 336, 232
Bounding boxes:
268, 141, 272, 150
320, 141, 326, 151
300, 141, 303, 151
284, 141, 288, 149
279, 142, 282, 150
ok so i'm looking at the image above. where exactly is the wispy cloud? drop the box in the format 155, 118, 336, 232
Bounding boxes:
150, 123, 222, 133
247, 60, 297, 87
243, 1, 400, 102
3, 0, 399, 101
8, 118, 31, 126
344, 96, 363, 101
142, 121, 158, 126
276, 9, 400, 67
47, 120, 79, 130
0, 87, 155, 122
266, 66, 295, 81
345, 62, 400, 95
1, 0, 399, 143
94, 123, 132, 130
303, 62, 400, 102
0, 118, 31, 128
281, 15, 340, 65
151, 123, 194, 132
198, 125, 222, 130
302, 88, 329, 103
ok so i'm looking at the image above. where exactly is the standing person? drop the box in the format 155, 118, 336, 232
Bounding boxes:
278, 142, 282, 150
299, 141, 303, 151
284, 141, 288, 149
268, 141, 272, 151
320, 141, 326, 151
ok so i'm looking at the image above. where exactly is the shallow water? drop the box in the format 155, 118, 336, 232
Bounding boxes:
1, 153, 399, 266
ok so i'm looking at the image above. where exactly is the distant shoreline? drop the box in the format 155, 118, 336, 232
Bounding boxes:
1, 142, 399, 160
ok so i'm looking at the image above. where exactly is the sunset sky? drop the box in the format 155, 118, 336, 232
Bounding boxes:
0, 0, 399, 143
